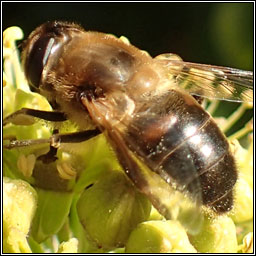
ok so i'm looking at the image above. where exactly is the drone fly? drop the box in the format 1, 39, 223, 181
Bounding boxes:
3, 21, 253, 221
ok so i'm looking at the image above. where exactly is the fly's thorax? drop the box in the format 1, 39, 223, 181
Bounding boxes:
126, 63, 162, 99
40, 32, 152, 93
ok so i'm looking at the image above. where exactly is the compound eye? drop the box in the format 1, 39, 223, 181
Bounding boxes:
25, 35, 55, 89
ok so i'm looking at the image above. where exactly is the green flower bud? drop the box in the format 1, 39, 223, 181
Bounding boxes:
189, 215, 237, 253
77, 170, 151, 249
3, 177, 37, 253
30, 188, 74, 243
125, 220, 197, 253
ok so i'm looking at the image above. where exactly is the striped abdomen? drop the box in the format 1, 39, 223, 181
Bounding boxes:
126, 89, 237, 213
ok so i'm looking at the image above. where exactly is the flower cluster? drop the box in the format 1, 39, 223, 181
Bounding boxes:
3, 26, 253, 253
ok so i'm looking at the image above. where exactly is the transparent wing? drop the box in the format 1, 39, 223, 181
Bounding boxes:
155, 54, 253, 103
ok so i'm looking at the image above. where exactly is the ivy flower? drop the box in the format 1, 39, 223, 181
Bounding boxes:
3, 26, 253, 253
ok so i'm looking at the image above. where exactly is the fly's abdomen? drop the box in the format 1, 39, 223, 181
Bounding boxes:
126, 89, 237, 213
158, 118, 237, 213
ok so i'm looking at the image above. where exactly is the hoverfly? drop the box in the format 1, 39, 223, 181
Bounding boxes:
3, 21, 253, 229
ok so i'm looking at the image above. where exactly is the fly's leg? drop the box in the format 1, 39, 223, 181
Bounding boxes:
4, 108, 102, 162
37, 129, 59, 163
4, 129, 102, 163
3, 108, 67, 126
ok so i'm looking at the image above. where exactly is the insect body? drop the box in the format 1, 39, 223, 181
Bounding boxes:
4, 21, 253, 219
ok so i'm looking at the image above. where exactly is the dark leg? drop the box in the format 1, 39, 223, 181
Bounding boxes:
50, 129, 101, 143
37, 129, 59, 163
4, 129, 101, 163
37, 145, 59, 164
3, 108, 67, 126
4, 129, 101, 149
